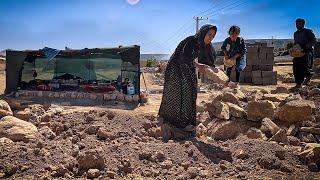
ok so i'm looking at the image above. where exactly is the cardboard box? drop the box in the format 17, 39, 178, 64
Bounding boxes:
252, 70, 262, 85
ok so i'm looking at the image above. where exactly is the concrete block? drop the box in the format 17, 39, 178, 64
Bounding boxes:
247, 47, 259, 53
260, 65, 273, 71
244, 65, 252, 72
262, 71, 277, 85
252, 65, 260, 71
252, 71, 262, 85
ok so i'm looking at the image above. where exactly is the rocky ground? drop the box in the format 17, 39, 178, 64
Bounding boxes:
0, 60, 320, 179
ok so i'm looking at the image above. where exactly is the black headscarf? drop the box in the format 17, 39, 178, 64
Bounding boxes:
195, 24, 217, 66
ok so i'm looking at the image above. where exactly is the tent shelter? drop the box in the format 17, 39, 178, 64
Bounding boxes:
5, 45, 140, 96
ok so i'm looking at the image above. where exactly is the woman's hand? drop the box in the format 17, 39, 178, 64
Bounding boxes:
194, 62, 208, 73
210, 67, 219, 73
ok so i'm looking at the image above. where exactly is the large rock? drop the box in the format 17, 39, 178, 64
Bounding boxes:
14, 109, 31, 121
217, 92, 240, 105
77, 148, 105, 171
0, 100, 13, 118
206, 101, 230, 120
263, 94, 290, 102
0, 116, 38, 142
39, 126, 56, 140
260, 118, 281, 138
208, 120, 250, 141
276, 100, 315, 123
247, 100, 276, 121
225, 102, 246, 118
246, 128, 266, 139
204, 68, 228, 84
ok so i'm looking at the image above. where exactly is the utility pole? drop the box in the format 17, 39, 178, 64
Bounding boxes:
194, 16, 206, 33
194, 16, 207, 85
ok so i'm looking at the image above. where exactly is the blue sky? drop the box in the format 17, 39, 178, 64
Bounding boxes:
0, 0, 319, 53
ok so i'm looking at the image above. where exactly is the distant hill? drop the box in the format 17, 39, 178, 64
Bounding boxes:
140, 54, 171, 61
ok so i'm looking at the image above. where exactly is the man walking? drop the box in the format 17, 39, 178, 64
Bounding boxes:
292, 18, 317, 88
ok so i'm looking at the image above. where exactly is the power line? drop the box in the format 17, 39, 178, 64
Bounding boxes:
204, 0, 249, 18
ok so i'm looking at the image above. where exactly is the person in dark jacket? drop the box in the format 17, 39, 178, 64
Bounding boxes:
292, 18, 317, 88
158, 24, 218, 141
221, 25, 247, 88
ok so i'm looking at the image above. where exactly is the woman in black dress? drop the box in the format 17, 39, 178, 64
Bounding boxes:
158, 24, 218, 139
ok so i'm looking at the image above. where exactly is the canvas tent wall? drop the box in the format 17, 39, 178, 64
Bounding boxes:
5, 45, 140, 94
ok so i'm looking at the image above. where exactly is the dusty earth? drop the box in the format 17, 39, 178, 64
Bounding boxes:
0, 60, 320, 179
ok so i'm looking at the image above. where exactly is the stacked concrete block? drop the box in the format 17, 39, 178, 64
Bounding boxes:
262, 71, 277, 85
230, 42, 277, 85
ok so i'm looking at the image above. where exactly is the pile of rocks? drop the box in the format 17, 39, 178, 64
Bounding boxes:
196, 85, 320, 172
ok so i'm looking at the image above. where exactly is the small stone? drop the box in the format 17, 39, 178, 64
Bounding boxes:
106, 171, 116, 178
233, 149, 249, 159
187, 149, 194, 157
97, 128, 116, 140
184, 141, 192, 147
180, 161, 191, 170
87, 169, 100, 179
199, 170, 211, 178
275, 149, 286, 160
71, 136, 80, 144
297, 132, 317, 143
0, 137, 13, 145
56, 165, 68, 177
269, 129, 288, 144
309, 88, 320, 96
196, 123, 207, 137
155, 151, 165, 161
77, 148, 105, 170
258, 156, 282, 170
85, 115, 95, 123
287, 124, 299, 136
41, 113, 52, 122
246, 128, 265, 139
308, 163, 319, 172
138, 151, 152, 160
300, 127, 320, 135
161, 160, 173, 169
219, 161, 229, 171
118, 158, 133, 173
187, 167, 198, 179
287, 136, 301, 146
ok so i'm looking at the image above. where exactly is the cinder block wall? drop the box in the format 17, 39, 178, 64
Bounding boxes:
230, 42, 277, 85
